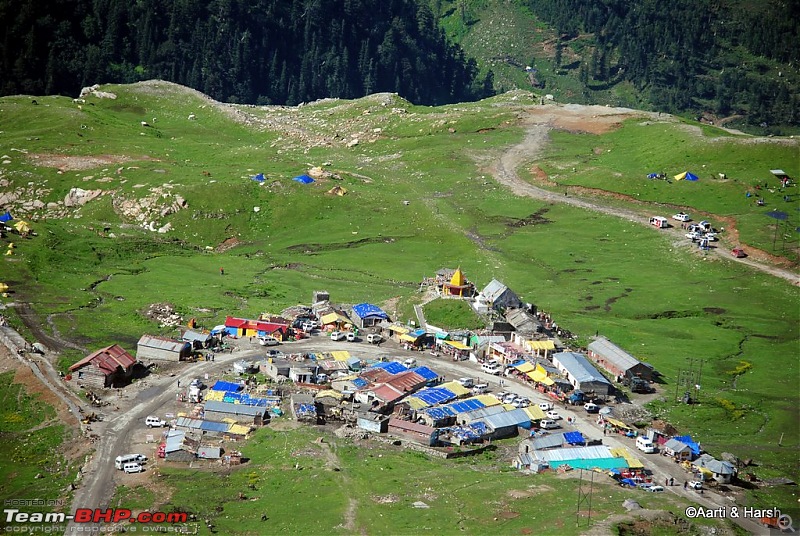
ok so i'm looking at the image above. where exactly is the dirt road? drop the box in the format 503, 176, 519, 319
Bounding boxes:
486, 107, 799, 285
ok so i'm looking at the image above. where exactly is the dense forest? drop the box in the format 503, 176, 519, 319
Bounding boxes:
1, 0, 798, 127
523, 0, 800, 127
0, 0, 491, 105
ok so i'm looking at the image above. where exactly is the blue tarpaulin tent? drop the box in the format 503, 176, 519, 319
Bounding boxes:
251, 173, 265, 183
293, 174, 315, 184
674, 435, 701, 456
0, 211, 12, 223
674, 171, 699, 181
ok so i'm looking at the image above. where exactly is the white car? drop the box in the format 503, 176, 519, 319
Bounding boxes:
645, 485, 665, 492
512, 398, 530, 408
546, 411, 562, 420
672, 212, 691, 222
346, 332, 357, 342
366, 333, 382, 344
538, 402, 553, 412
330, 331, 346, 341
502, 393, 519, 404
456, 377, 474, 388
258, 335, 280, 346
583, 402, 600, 413
145, 416, 166, 428
403, 358, 417, 368
123, 462, 144, 474
687, 480, 703, 490
685, 232, 702, 241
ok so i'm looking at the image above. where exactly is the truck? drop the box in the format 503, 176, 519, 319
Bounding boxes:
568, 390, 585, 405
623, 375, 654, 394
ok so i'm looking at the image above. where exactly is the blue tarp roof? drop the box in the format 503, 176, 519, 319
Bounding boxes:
293, 174, 315, 184
0, 211, 12, 223
251, 173, 265, 182
564, 431, 586, 445
424, 406, 455, 420
352, 378, 368, 388
199, 420, 230, 433
674, 435, 701, 455
370, 361, 407, 374
221, 392, 270, 406
447, 398, 485, 413
352, 303, 389, 320
511, 359, 527, 367
410, 328, 426, 337
211, 380, 243, 392
414, 387, 457, 405
410, 366, 438, 380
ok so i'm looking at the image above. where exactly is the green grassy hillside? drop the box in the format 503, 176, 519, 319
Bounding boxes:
0, 82, 798, 527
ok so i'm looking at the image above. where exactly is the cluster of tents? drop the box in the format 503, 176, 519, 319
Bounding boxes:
647, 171, 700, 182
0, 211, 32, 241
250, 173, 347, 196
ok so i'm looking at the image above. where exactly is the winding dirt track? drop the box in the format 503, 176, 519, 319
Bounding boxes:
486, 108, 799, 285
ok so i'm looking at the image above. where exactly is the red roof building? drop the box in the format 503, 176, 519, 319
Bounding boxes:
68, 344, 136, 388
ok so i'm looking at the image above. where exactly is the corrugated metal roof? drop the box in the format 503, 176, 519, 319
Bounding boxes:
385, 371, 426, 393
204, 400, 266, 417
138, 335, 188, 352
182, 330, 210, 343
587, 337, 643, 371
535, 446, 613, 463
372, 384, 404, 403
532, 433, 565, 450
164, 430, 186, 453
388, 417, 434, 435
483, 408, 531, 429
552, 352, 612, 386
198, 447, 221, 459
175, 417, 203, 429
199, 420, 230, 433
69, 344, 136, 374
458, 404, 506, 421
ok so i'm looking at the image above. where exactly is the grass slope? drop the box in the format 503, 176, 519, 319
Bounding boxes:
0, 82, 798, 524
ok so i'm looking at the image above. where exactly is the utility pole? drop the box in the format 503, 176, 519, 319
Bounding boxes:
576, 468, 594, 527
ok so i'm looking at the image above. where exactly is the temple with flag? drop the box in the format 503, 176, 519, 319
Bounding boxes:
439, 267, 476, 298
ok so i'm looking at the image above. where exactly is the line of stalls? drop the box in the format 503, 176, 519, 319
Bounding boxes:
515, 431, 646, 476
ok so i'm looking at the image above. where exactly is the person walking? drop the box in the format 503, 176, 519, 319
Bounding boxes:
684, 481, 688, 490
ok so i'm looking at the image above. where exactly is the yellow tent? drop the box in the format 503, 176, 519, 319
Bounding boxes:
327, 185, 348, 196
0, 283, 8, 291
14, 221, 30, 235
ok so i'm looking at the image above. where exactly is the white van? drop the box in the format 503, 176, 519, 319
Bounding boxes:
123, 462, 144, 474
540, 419, 560, 430
330, 331, 346, 341
366, 333, 382, 344
403, 358, 417, 368
481, 362, 501, 375
471, 383, 489, 395
636, 436, 657, 453
115, 454, 146, 470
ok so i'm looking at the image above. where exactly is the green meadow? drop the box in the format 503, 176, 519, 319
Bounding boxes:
112, 424, 740, 535
1, 82, 797, 524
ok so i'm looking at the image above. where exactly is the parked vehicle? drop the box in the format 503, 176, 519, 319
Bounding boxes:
258, 335, 280, 346
346, 332, 357, 342
456, 377, 474, 388
123, 462, 144, 474
301, 322, 317, 332
366, 333, 382, 344
546, 411, 562, 420
672, 212, 691, 222
471, 383, 489, 395
330, 331, 346, 341
687, 480, 703, 490
636, 436, 657, 453
568, 391, 585, 405
583, 402, 600, 413
540, 419, 560, 430
481, 361, 501, 375
512, 398, 530, 408
538, 402, 553, 412
502, 393, 519, 404
403, 358, 417, 368
645, 485, 665, 492
649, 216, 669, 229
731, 247, 747, 258
145, 416, 167, 428
115, 454, 147, 470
